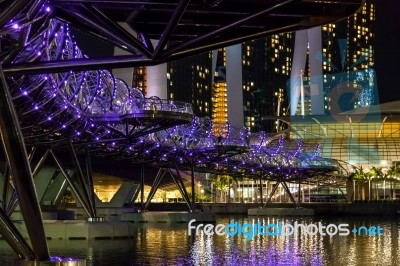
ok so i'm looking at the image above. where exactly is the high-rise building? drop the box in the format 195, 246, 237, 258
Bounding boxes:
167, 52, 213, 117
165, 1, 375, 134
242, 34, 294, 133
212, 48, 228, 128
292, 0, 376, 116
346, 1, 376, 108
132, 66, 147, 96
166, 35, 294, 134
289, 0, 381, 169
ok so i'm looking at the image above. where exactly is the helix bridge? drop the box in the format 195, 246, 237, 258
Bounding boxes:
1, 14, 350, 182
0, 0, 363, 261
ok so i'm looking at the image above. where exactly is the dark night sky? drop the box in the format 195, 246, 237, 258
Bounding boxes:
374, 0, 400, 103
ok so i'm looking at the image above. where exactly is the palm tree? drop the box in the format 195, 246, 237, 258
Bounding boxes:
386, 166, 399, 177
386, 166, 400, 199
349, 165, 368, 201
369, 166, 383, 200
211, 175, 233, 202
349, 165, 367, 180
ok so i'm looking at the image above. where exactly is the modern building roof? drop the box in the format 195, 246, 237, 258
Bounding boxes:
340, 100, 400, 115
263, 100, 400, 124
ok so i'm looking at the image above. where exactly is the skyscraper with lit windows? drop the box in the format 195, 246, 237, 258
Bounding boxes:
293, 0, 376, 115
166, 36, 294, 133
166, 52, 213, 117
242, 34, 294, 132
347, 1, 376, 108
165, 0, 375, 132
132, 66, 147, 96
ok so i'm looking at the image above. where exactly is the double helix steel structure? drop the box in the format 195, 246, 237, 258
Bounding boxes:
9, 19, 193, 147
129, 117, 345, 181
0, 0, 363, 261
0, 4, 195, 262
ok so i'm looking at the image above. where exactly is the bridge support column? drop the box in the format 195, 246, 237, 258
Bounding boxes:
0, 67, 49, 260
171, 167, 192, 211
191, 165, 195, 212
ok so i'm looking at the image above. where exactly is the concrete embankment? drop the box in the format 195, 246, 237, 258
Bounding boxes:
198, 203, 400, 215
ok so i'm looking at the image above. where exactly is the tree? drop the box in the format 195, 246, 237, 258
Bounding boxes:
369, 166, 383, 179
386, 166, 400, 199
369, 166, 383, 200
211, 175, 231, 202
349, 165, 368, 200
349, 165, 367, 180
386, 166, 400, 178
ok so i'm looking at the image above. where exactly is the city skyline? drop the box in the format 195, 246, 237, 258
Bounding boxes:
72, 1, 399, 115
163, 0, 379, 134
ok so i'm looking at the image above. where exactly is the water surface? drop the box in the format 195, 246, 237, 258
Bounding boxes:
0, 215, 399, 265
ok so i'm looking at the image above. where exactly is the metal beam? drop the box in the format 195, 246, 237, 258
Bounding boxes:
0, 67, 49, 260
51, 0, 183, 6
3, 22, 302, 75
0, 0, 32, 28
32, 149, 50, 177
6, 190, 18, 216
41, 171, 70, 206
0, 207, 35, 260
143, 168, 165, 210
3, 55, 154, 75
2, 165, 10, 210
68, 140, 95, 217
297, 178, 301, 206
169, 169, 191, 211
33, 167, 58, 204
139, 32, 154, 52
191, 165, 195, 211
50, 150, 92, 218
85, 147, 97, 217
259, 175, 263, 206
54, 7, 148, 57
1, 0, 48, 63
28, 147, 36, 163
2, 26, 31, 65
152, 0, 190, 59
173, 166, 192, 209
27, 0, 47, 18
263, 181, 280, 208
281, 181, 297, 206
6, 149, 50, 215
140, 164, 145, 211
163, 0, 300, 57
80, 3, 153, 58
165, 23, 300, 59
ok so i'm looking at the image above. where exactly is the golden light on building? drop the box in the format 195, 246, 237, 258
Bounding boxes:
132, 66, 147, 96
212, 48, 228, 135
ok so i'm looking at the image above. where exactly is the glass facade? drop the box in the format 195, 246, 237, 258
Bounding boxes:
290, 115, 400, 166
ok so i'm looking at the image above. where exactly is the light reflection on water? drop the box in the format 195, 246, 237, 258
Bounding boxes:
0, 216, 399, 265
